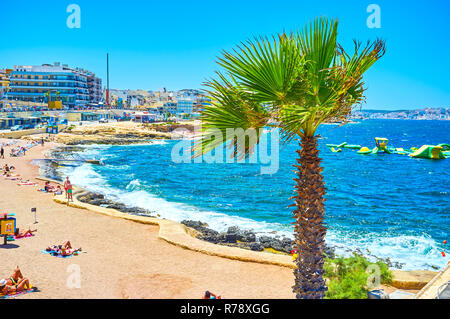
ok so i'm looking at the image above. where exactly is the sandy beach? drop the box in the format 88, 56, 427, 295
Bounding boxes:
0, 137, 296, 298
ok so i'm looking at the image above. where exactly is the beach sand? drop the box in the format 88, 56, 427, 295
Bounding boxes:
0, 138, 295, 299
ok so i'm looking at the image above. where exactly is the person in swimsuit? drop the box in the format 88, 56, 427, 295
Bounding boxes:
54, 185, 63, 195
67, 182, 73, 202
14, 228, 37, 238
46, 240, 72, 252
202, 290, 221, 299
0, 266, 31, 295
63, 177, 71, 199
46, 241, 81, 256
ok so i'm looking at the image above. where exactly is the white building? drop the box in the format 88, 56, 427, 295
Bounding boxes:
176, 99, 193, 115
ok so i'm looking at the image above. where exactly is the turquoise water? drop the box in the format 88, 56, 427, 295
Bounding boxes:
54, 120, 449, 270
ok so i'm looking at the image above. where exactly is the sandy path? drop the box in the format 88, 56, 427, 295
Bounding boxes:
0, 138, 295, 299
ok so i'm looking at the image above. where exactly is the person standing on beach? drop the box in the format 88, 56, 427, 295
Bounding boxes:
41, 137, 44, 147
63, 177, 71, 199
0, 146, 4, 159
67, 181, 73, 202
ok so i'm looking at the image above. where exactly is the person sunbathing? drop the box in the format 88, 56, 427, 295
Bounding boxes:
202, 290, 221, 299
46, 241, 81, 256
44, 181, 56, 192
18, 180, 35, 185
0, 266, 32, 295
60, 246, 82, 256
14, 228, 37, 239
46, 241, 71, 252
4, 173, 21, 180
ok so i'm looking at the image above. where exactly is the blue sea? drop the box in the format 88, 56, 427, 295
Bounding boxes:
48, 120, 449, 270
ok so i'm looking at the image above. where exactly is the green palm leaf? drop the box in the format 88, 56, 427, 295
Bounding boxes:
193, 73, 269, 159
217, 33, 305, 104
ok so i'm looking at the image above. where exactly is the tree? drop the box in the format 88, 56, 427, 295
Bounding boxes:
194, 17, 385, 299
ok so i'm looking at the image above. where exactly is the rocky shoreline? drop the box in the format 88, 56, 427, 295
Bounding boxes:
68, 190, 405, 268
180, 218, 404, 268
77, 192, 156, 218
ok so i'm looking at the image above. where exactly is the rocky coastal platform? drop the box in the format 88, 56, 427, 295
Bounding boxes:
181, 220, 336, 257
22, 121, 195, 145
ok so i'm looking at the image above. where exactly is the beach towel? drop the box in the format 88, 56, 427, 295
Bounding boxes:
9, 233, 34, 240
40, 250, 83, 258
0, 286, 37, 299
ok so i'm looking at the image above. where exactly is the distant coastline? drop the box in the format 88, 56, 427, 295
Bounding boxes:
351, 107, 449, 121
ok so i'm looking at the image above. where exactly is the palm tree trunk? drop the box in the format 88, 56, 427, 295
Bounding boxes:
292, 135, 327, 299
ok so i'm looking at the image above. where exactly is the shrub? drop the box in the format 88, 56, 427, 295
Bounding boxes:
324, 253, 392, 299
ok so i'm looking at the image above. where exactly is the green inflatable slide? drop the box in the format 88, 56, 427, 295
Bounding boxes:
409, 145, 446, 159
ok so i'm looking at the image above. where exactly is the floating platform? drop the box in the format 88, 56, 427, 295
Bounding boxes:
409, 145, 446, 159
327, 138, 449, 160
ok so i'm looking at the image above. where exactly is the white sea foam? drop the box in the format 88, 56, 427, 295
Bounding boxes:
326, 230, 446, 270
61, 163, 293, 237
126, 179, 142, 191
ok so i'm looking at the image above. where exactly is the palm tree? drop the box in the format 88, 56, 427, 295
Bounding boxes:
194, 17, 385, 299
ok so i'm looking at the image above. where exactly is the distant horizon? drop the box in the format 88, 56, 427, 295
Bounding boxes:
356, 107, 449, 112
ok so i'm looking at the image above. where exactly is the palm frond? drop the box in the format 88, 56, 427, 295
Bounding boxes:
316, 38, 386, 124
193, 73, 270, 159
217, 32, 305, 105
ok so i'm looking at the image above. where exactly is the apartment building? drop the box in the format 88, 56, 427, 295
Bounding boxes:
6, 62, 102, 108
